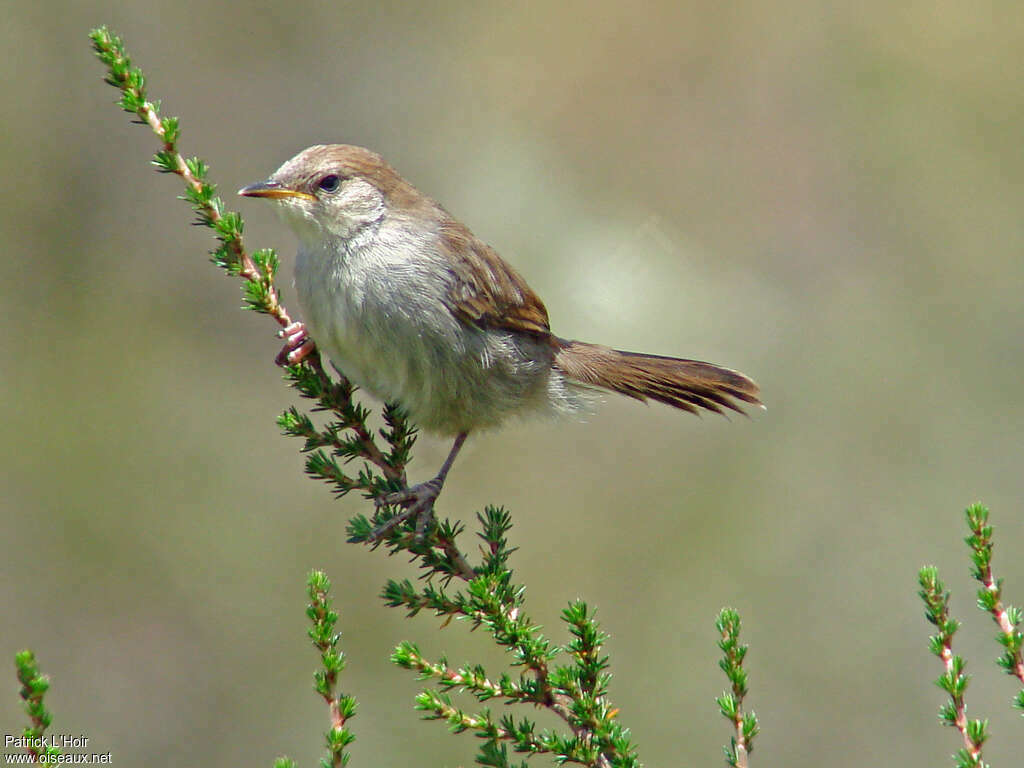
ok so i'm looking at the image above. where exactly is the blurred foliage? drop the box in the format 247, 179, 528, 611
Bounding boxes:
2, 2, 1023, 767
917, 505, 1024, 768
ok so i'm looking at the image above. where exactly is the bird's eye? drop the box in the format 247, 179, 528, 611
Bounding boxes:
317, 174, 341, 192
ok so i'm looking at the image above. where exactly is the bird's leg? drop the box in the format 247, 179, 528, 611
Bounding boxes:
371, 432, 469, 540
275, 321, 316, 366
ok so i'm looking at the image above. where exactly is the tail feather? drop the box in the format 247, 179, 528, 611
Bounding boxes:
552, 339, 761, 416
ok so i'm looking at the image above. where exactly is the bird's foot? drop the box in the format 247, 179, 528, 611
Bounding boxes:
275, 321, 316, 366
370, 478, 445, 541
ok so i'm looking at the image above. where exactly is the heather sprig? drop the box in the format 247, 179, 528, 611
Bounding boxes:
14, 651, 62, 764
716, 608, 759, 768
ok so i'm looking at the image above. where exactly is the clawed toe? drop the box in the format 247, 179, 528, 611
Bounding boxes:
377, 479, 441, 508
370, 480, 443, 540
275, 322, 316, 365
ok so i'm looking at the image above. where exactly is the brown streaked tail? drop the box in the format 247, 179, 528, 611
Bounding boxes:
553, 339, 761, 416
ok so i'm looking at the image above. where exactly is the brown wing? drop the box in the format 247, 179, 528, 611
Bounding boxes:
439, 221, 551, 337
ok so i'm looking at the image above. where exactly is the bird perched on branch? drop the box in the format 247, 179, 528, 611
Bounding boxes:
241, 145, 760, 536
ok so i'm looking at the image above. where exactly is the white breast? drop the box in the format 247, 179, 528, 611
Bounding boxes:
294, 225, 586, 434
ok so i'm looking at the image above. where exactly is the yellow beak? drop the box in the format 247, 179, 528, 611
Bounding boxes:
238, 180, 315, 201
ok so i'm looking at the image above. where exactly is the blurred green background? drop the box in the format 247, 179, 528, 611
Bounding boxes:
3, 1, 1023, 765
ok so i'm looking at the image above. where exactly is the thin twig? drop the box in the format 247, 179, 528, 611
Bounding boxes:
919, 566, 987, 768
965, 505, 1024, 687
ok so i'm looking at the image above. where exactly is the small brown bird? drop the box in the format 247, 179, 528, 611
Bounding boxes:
240, 145, 760, 534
